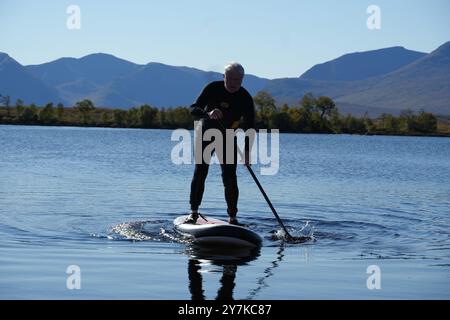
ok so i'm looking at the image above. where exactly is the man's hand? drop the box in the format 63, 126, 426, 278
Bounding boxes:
208, 108, 223, 120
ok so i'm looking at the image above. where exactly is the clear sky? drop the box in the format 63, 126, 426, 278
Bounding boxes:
1, 0, 449, 79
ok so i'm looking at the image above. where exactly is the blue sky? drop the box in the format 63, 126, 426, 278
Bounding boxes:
1, 0, 449, 79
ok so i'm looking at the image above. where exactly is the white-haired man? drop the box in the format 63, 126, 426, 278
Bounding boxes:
187, 62, 255, 225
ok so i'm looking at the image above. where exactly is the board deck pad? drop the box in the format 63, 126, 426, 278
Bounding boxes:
194, 216, 227, 225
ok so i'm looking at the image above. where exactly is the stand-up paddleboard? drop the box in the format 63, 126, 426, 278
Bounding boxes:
173, 215, 262, 248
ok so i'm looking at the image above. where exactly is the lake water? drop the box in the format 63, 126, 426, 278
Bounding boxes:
1, 125, 449, 299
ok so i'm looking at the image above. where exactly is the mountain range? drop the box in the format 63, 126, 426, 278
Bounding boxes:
1, 41, 449, 116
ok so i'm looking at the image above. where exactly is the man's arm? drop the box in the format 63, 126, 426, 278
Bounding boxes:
190, 83, 212, 118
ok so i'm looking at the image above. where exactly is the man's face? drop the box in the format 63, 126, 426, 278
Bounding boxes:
224, 71, 244, 93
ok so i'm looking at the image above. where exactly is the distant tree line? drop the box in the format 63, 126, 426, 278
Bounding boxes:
0, 92, 446, 136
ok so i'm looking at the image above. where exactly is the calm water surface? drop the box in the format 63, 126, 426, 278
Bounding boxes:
1, 125, 449, 299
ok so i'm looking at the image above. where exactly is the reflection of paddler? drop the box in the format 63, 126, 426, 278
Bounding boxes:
188, 259, 205, 300
186, 245, 260, 300
188, 259, 237, 300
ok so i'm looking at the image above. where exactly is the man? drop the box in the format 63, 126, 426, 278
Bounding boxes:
186, 62, 255, 225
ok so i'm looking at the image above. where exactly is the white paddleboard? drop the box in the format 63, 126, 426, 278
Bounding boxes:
173, 215, 262, 248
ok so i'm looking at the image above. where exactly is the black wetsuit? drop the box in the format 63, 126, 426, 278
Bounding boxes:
189, 81, 255, 217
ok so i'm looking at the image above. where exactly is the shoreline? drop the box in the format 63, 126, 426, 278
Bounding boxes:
1, 122, 449, 138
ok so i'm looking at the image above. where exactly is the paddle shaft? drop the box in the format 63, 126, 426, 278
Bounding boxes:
213, 118, 294, 239
244, 162, 292, 237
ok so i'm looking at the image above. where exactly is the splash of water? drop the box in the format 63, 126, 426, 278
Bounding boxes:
160, 227, 191, 244
110, 221, 156, 241
272, 221, 314, 243
109, 220, 191, 243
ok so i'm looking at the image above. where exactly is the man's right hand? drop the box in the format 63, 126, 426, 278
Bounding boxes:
208, 108, 223, 120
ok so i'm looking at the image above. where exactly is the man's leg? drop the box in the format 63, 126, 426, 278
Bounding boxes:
188, 127, 212, 222
221, 136, 239, 223
189, 163, 209, 213
221, 162, 238, 220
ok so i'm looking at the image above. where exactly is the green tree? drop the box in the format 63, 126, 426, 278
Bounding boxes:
254, 91, 276, 112
157, 108, 167, 128
15, 99, 25, 120
171, 107, 192, 129
329, 108, 343, 133
125, 108, 140, 127
270, 110, 290, 131
297, 93, 317, 132
362, 112, 375, 133
415, 111, 437, 133
287, 108, 302, 132
300, 92, 315, 111
315, 96, 336, 120
113, 109, 127, 127
270, 103, 291, 131
164, 109, 175, 127
254, 91, 276, 128
20, 104, 38, 123
310, 111, 330, 132
399, 109, 416, 132
139, 104, 158, 128
343, 115, 367, 134
101, 111, 109, 125
298, 105, 313, 132
39, 102, 56, 124
1, 95, 11, 117
379, 113, 400, 133
56, 103, 64, 121
75, 99, 95, 125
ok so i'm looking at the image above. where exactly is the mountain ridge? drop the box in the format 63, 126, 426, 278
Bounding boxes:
300, 46, 426, 81
1, 42, 449, 116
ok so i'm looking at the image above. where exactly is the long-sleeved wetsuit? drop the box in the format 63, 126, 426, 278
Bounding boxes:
189, 81, 255, 217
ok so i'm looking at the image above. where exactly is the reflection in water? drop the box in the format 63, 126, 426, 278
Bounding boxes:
186, 245, 261, 300
246, 244, 285, 299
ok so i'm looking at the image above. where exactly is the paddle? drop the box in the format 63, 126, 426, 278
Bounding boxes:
243, 160, 295, 241
210, 118, 296, 241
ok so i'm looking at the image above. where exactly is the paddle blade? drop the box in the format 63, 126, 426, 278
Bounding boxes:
272, 221, 314, 243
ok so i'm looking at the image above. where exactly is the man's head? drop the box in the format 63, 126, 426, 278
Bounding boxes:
224, 62, 244, 94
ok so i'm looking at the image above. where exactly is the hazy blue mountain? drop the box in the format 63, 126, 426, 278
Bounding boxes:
2, 42, 449, 116
0, 52, 63, 105
90, 62, 269, 108
92, 63, 222, 107
24, 54, 269, 108
26, 53, 142, 104
335, 41, 450, 115
264, 43, 450, 115
300, 46, 426, 81
26, 53, 142, 87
